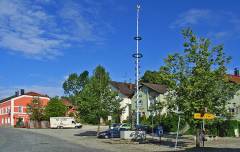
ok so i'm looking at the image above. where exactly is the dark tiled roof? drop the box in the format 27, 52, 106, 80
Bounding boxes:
0, 92, 48, 103
0, 95, 16, 103
228, 74, 240, 84
141, 82, 168, 94
110, 81, 135, 98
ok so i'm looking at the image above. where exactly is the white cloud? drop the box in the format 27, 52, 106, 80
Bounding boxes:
170, 9, 211, 28
0, 0, 109, 59
0, 85, 63, 99
170, 9, 240, 42
207, 31, 232, 42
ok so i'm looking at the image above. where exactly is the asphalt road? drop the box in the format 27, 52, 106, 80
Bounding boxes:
0, 128, 108, 152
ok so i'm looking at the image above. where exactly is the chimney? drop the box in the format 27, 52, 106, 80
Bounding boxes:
234, 68, 240, 76
20, 89, 25, 95
129, 83, 133, 90
15, 91, 19, 97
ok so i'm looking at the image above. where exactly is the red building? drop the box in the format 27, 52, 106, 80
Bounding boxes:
62, 98, 78, 116
0, 90, 50, 127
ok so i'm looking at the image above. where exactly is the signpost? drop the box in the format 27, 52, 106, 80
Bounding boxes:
194, 113, 215, 120
193, 112, 215, 147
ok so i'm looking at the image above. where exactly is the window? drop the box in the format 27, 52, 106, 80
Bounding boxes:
7, 118, 10, 124
18, 106, 23, 113
2, 118, 4, 124
6, 107, 10, 113
138, 100, 143, 107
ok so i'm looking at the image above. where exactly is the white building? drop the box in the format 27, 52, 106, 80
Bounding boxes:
110, 81, 135, 123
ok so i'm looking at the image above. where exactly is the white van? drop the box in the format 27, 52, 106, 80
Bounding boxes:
50, 117, 82, 129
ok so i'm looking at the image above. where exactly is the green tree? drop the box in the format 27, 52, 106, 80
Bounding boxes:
141, 67, 175, 87
77, 65, 120, 134
159, 28, 239, 147
27, 98, 45, 121
44, 97, 67, 120
63, 71, 89, 96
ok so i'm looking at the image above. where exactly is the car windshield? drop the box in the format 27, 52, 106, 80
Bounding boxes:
111, 123, 120, 128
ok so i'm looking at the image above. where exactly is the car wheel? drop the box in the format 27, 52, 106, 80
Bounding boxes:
104, 135, 109, 139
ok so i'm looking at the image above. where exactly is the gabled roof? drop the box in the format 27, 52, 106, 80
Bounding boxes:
228, 74, 240, 84
141, 82, 168, 94
0, 91, 49, 103
110, 81, 135, 98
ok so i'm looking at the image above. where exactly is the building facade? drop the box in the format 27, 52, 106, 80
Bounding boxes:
227, 73, 240, 119
110, 81, 135, 123
131, 83, 168, 118
0, 90, 50, 127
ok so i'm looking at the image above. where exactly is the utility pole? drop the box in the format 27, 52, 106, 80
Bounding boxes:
132, 3, 143, 126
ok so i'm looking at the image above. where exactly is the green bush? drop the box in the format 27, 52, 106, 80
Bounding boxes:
16, 118, 24, 128
160, 114, 186, 132
140, 113, 186, 132
205, 119, 239, 137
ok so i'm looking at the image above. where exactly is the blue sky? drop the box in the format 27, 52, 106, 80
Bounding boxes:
0, 0, 240, 98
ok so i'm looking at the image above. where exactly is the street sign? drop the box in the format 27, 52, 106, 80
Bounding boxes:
204, 113, 215, 119
194, 113, 215, 120
194, 113, 202, 119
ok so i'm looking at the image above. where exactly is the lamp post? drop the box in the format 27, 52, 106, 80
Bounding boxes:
175, 107, 184, 149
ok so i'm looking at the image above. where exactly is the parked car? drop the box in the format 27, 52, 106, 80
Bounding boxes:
98, 128, 128, 139
110, 123, 121, 129
110, 123, 131, 130
119, 123, 131, 130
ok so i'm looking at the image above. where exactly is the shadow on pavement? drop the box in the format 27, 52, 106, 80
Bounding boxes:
145, 138, 192, 148
74, 131, 97, 136
181, 147, 240, 152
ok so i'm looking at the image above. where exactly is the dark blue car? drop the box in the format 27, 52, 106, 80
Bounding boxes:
97, 128, 127, 139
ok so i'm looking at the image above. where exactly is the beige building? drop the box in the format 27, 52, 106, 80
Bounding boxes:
227, 74, 240, 119
131, 83, 168, 118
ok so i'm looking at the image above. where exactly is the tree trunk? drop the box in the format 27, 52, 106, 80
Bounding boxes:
97, 117, 101, 136
196, 128, 200, 147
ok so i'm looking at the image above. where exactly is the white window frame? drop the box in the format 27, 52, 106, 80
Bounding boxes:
6, 107, 10, 113
18, 106, 23, 113
138, 100, 143, 107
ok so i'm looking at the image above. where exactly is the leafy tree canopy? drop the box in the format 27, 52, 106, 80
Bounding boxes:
77, 65, 120, 132
150, 28, 240, 123
63, 71, 89, 96
27, 98, 45, 121
44, 97, 67, 120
